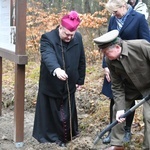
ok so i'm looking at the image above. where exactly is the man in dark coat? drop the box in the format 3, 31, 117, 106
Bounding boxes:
33, 11, 86, 147
94, 30, 150, 150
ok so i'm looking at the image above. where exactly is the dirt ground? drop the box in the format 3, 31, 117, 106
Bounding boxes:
0, 108, 102, 150
0, 94, 144, 150
0, 61, 145, 150
0, 90, 108, 150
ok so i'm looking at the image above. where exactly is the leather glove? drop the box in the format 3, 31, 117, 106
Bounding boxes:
54, 68, 68, 81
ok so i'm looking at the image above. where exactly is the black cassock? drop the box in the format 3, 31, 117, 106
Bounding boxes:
33, 91, 79, 143
32, 28, 85, 144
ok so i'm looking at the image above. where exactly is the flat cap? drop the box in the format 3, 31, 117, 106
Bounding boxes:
93, 30, 119, 49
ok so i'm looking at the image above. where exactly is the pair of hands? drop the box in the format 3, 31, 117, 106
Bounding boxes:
54, 68, 82, 90
104, 67, 125, 123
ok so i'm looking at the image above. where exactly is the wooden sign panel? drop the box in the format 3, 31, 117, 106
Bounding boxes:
0, 0, 16, 52
0, 0, 27, 65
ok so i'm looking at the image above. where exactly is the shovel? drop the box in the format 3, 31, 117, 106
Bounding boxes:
93, 94, 150, 145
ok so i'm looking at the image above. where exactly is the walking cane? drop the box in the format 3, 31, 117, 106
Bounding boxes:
93, 94, 150, 145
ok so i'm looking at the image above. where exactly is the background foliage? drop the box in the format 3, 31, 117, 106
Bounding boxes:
26, 0, 110, 63
26, 0, 150, 63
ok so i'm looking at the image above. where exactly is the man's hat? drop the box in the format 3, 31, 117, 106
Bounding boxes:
61, 11, 81, 32
93, 30, 119, 49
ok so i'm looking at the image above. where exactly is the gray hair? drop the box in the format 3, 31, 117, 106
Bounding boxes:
109, 37, 123, 48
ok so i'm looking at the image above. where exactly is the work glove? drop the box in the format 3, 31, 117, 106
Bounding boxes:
54, 68, 68, 81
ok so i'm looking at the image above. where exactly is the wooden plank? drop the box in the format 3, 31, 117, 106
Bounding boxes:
0, 48, 27, 65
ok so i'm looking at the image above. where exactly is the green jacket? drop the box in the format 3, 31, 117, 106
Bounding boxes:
106, 39, 150, 110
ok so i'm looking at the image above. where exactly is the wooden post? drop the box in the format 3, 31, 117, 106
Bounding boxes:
14, 64, 25, 147
14, 0, 27, 147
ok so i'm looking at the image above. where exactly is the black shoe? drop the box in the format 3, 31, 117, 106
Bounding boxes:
123, 127, 131, 143
102, 132, 111, 144
59, 142, 66, 147
56, 141, 66, 147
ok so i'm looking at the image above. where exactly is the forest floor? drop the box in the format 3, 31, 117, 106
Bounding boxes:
0, 59, 145, 150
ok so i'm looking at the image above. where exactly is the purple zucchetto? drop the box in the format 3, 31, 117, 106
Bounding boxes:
61, 11, 81, 32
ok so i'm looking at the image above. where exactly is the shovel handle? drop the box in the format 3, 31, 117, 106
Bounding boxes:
93, 94, 150, 145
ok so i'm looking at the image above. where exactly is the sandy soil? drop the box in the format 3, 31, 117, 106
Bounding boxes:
0, 99, 144, 150
0, 62, 144, 150
0, 107, 107, 150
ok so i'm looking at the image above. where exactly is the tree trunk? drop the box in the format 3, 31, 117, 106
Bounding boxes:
84, 0, 91, 13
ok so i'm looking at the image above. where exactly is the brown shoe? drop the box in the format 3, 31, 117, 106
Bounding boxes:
104, 146, 124, 150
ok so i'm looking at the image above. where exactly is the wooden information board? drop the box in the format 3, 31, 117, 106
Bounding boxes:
0, 0, 27, 148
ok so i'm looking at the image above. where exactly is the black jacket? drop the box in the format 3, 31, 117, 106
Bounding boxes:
38, 27, 86, 98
